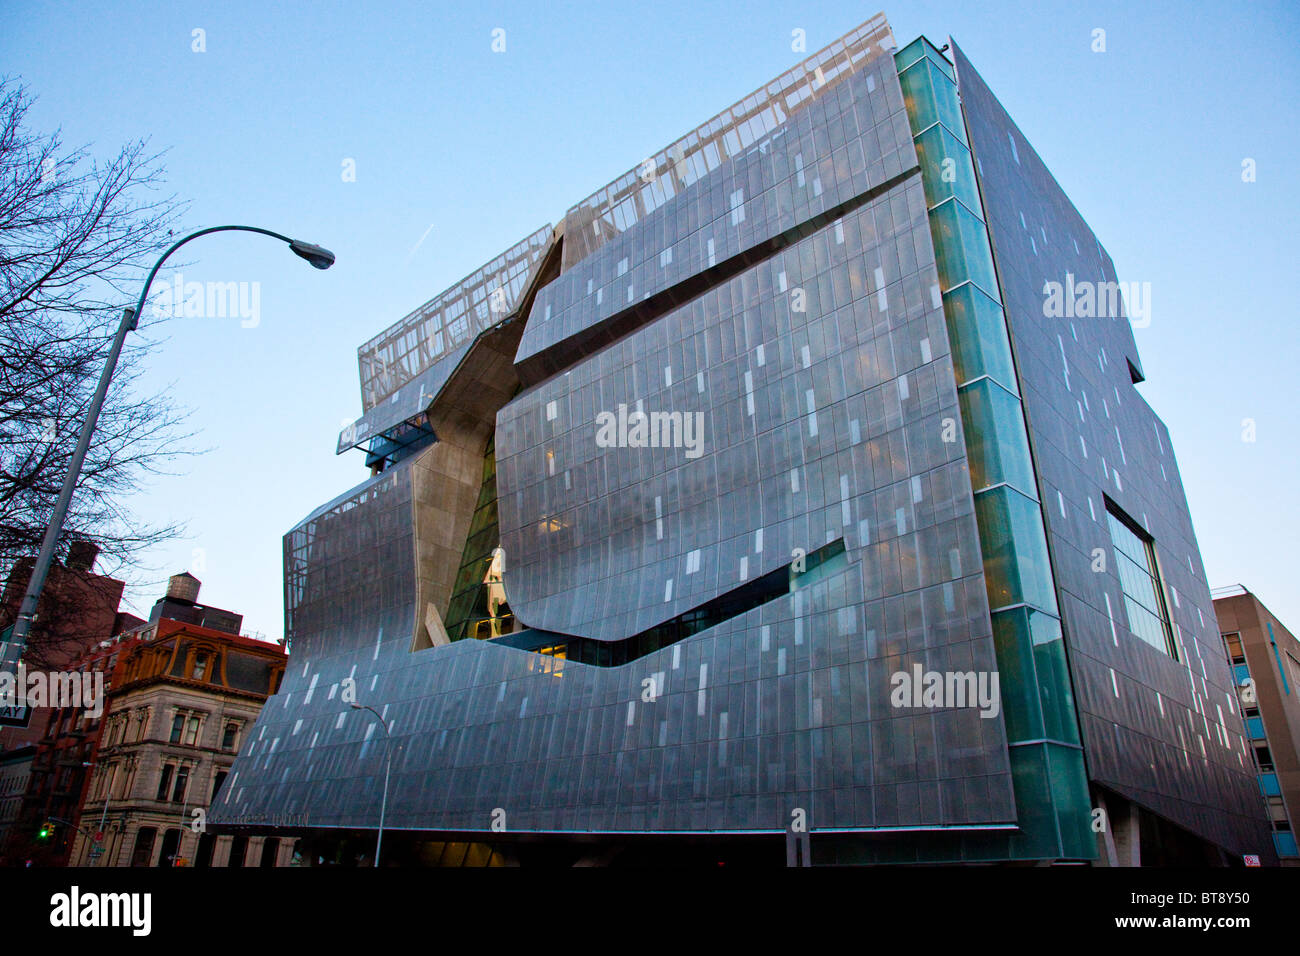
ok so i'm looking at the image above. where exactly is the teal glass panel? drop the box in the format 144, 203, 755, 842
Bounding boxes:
1029, 612, 1081, 746
1004, 744, 1062, 859
991, 608, 1081, 746
1275, 831, 1299, 857
1260, 773, 1281, 796
898, 56, 939, 132
929, 198, 998, 296
894, 38, 930, 73
894, 37, 955, 82
973, 486, 1059, 614
1045, 744, 1094, 859
942, 283, 1017, 391
914, 123, 981, 211
1247, 716, 1266, 739
928, 44, 956, 82
1233, 663, 1251, 684
958, 378, 1035, 496
991, 607, 1045, 742
899, 58, 965, 141
927, 59, 966, 143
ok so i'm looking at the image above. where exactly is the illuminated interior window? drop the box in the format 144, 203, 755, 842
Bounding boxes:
445, 436, 516, 642
530, 644, 568, 677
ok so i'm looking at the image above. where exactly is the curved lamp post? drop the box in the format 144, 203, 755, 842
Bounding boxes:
350, 702, 392, 867
2, 226, 334, 668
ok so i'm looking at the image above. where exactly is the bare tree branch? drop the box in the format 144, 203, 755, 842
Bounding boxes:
0, 76, 196, 657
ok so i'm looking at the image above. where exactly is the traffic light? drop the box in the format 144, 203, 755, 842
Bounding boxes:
37, 821, 52, 840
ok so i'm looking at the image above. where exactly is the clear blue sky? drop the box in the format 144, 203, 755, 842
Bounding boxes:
4, 1, 1297, 640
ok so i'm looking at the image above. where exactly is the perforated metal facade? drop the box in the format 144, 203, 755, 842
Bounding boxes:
209, 16, 1271, 864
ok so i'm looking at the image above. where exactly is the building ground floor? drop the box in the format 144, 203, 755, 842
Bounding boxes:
218, 785, 1243, 868
72, 813, 299, 867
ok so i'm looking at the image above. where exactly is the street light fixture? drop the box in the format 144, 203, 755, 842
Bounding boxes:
350, 703, 392, 867
0, 226, 335, 670
289, 239, 336, 270
174, 756, 201, 867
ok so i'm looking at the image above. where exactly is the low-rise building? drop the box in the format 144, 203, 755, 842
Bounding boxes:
69, 573, 294, 867
0, 541, 141, 866
0, 746, 36, 857
0, 541, 138, 752
1214, 586, 1300, 865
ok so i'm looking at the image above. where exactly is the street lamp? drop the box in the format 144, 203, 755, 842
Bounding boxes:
93, 772, 114, 866
174, 756, 201, 867
74, 759, 110, 866
350, 703, 392, 867
0, 226, 335, 670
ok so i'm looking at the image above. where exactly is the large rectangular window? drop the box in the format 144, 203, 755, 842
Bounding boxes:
156, 764, 174, 802
172, 764, 190, 803
1106, 498, 1177, 658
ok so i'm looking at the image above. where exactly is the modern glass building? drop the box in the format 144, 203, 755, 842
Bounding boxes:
210, 13, 1273, 865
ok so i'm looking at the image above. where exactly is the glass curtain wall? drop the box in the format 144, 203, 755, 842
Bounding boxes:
896, 37, 1092, 860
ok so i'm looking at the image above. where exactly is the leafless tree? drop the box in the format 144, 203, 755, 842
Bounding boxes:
0, 75, 193, 655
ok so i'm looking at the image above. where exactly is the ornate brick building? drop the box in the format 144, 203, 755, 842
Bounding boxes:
66, 574, 292, 867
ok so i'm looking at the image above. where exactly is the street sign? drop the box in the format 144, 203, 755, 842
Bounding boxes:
0, 624, 28, 728
0, 702, 31, 728
0, 625, 30, 727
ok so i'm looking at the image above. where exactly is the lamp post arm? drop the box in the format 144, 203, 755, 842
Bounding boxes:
131, 225, 295, 321
47, 815, 102, 854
